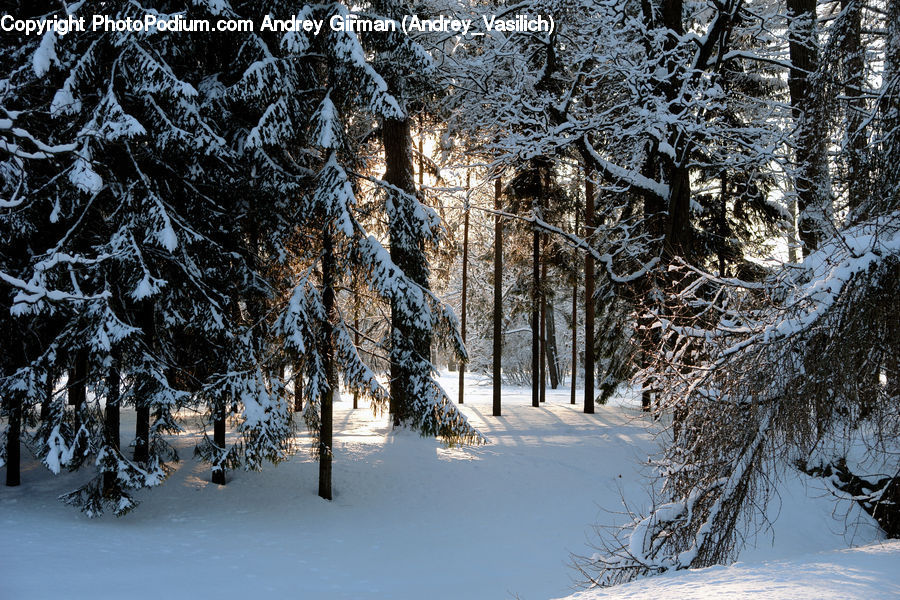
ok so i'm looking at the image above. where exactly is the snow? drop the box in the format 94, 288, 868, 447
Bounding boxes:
32, 32, 58, 77
314, 94, 340, 150
0, 373, 889, 599
69, 146, 103, 194
557, 542, 900, 600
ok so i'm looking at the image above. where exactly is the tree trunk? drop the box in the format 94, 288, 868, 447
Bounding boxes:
718, 171, 728, 276
584, 165, 596, 414
103, 361, 121, 493
493, 178, 503, 417
134, 306, 153, 464
458, 188, 470, 405
540, 235, 548, 402
641, 313, 654, 413
658, 0, 693, 260
353, 302, 360, 410
69, 350, 88, 435
540, 273, 547, 403
571, 210, 579, 405
544, 301, 560, 389
383, 116, 430, 427
211, 401, 226, 484
877, 0, 899, 217
40, 371, 53, 421
319, 227, 337, 501
5, 396, 20, 486
788, 0, 829, 256
293, 361, 303, 412
134, 404, 150, 463
842, 0, 866, 215
788, 195, 800, 263
105, 362, 121, 452
532, 214, 541, 408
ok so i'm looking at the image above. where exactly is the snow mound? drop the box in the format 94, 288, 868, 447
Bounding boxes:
558, 541, 900, 600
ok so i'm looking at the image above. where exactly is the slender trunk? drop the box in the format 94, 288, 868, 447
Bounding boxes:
641, 314, 653, 413
544, 301, 560, 389
134, 404, 150, 463
105, 362, 121, 452
492, 178, 503, 417
880, 0, 900, 217
718, 171, 728, 277
584, 166, 596, 414
40, 371, 53, 421
539, 237, 547, 402
571, 210, 579, 405
788, 195, 800, 263
319, 227, 337, 501
5, 396, 20, 486
353, 301, 360, 410
69, 350, 88, 434
211, 401, 226, 484
68, 354, 86, 409
532, 215, 541, 408
134, 306, 153, 463
540, 285, 547, 402
103, 361, 121, 493
418, 116, 425, 187
458, 182, 470, 405
293, 361, 303, 412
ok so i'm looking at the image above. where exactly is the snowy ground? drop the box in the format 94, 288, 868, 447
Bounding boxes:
0, 372, 890, 599
557, 541, 900, 600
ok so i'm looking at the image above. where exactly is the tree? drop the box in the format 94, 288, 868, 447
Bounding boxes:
493, 177, 503, 416
573, 0, 900, 586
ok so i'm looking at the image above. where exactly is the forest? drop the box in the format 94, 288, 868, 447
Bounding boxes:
1, 0, 898, 597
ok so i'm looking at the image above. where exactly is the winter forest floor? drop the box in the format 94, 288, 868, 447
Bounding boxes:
1, 372, 895, 600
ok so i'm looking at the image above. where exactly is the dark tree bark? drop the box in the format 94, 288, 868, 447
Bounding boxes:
134, 404, 150, 463
69, 350, 88, 432
584, 166, 596, 414
134, 306, 153, 464
458, 190, 470, 405
40, 371, 53, 422
540, 237, 547, 403
658, 0, 694, 259
103, 360, 121, 493
787, 0, 828, 255
211, 401, 226, 485
67, 355, 86, 408
493, 178, 503, 417
544, 301, 560, 389
383, 116, 430, 427
318, 227, 337, 501
571, 210, 580, 405
532, 214, 541, 408
842, 0, 866, 214
5, 396, 20, 487
293, 361, 303, 412
105, 362, 120, 452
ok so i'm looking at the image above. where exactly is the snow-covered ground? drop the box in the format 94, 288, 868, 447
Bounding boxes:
0, 372, 890, 599
557, 541, 900, 600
